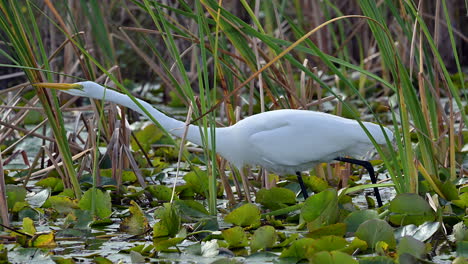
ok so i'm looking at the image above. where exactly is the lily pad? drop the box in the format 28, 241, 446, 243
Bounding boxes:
131, 123, 164, 152
440, 180, 459, 201
307, 223, 347, 238
174, 200, 210, 220
120, 200, 150, 235
78, 188, 112, 219
301, 189, 338, 227
358, 256, 395, 264
6, 185, 27, 210
396, 236, 426, 258
22, 217, 36, 236
388, 194, 435, 226
35, 177, 63, 192
154, 236, 186, 252
224, 203, 260, 227
344, 209, 379, 233
184, 168, 209, 197
453, 192, 468, 209
341, 237, 368, 254
256, 187, 296, 210
250, 225, 277, 252
222, 226, 248, 248
456, 241, 468, 258
309, 251, 358, 264
304, 175, 329, 193
46, 196, 78, 215
355, 219, 396, 249
280, 238, 315, 260
307, 236, 348, 256
147, 185, 173, 201
153, 204, 180, 239
30, 232, 57, 248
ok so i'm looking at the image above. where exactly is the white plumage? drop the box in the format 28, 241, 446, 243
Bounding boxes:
37, 81, 393, 204
222, 109, 391, 175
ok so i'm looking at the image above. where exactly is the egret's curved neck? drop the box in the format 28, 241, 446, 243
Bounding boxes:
88, 88, 207, 146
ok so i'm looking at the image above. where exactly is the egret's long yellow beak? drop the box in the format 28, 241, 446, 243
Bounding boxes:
33, 83, 83, 91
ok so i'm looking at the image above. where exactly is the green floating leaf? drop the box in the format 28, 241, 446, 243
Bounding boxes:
46, 196, 79, 215
250, 226, 277, 252
101, 169, 137, 183
18, 208, 40, 221
276, 233, 300, 248
131, 123, 164, 152
174, 200, 210, 221
51, 256, 76, 264
147, 185, 173, 201
280, 238, 315, 260
222, 226, 248, 249
6, 185, 27, 210
341, 237, 368, 254
307, 223, 347, 239
388, 193, 435, 226
396, 236, 426, 259
78, 188, 112, 219
210, 258, 243, 264
153, 203, 181, 239
344, 209, 379, 233
30, 232, 56, 248
22, 217, 36, 236
355, 219, 396, 250
440, 180, 459, 201
304, 175, 329, 193
126, 244, 154, 256
256, 187, 297, 210
457, 241, 468, 258
0, 244, 6, 263
307, 236, 348, 256
36, 177, 63, 192
301, 189, 338, 227
184, 168, 209, 197
90, 218, 113, 227
358, 256, 395, 264
71, 209, 93, 229
224, 203, 260, 227
93, 256, 113, 264
453, 192, 468, 209
154, 237, 185, 252
12, 201, 28, 213
120, 200, 150, 235
129, 251, 146, 264
153, 221, 169, 238
309, 251, 358, 264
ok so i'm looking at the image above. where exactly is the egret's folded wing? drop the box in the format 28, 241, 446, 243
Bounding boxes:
248, 121, 355, 167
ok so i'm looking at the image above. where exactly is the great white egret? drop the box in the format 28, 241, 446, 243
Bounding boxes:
36, 81, 393, 206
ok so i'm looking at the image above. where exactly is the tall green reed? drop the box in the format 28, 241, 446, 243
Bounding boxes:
0, 1, 81, 198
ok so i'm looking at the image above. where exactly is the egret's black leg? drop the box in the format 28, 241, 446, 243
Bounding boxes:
334, 157, 383, 207
296, 171, 309, 199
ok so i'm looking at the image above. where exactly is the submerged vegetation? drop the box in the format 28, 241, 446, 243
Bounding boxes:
0, 0, 467, 263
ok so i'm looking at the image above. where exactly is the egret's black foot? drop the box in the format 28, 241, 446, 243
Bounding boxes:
334, 157, 383, 207
296, 171, 309, 199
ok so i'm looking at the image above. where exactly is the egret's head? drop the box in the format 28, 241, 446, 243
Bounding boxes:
34, 81, 107, 98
